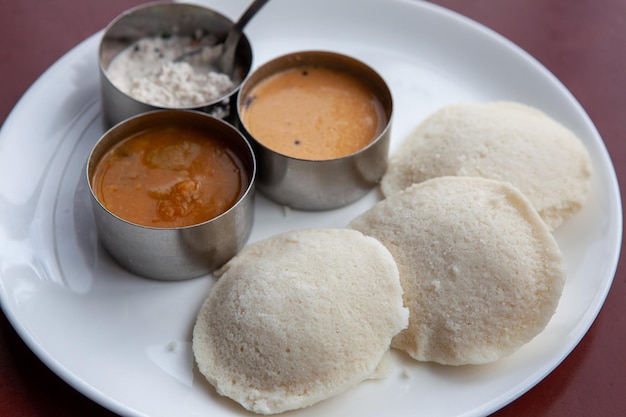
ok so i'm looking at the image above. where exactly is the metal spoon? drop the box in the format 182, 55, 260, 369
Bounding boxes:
175, 0, 270, 75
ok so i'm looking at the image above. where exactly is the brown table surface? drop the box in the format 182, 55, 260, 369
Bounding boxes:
1, 0, 624, 416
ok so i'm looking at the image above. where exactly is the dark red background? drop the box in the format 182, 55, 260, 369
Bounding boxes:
1, 0, 624, 416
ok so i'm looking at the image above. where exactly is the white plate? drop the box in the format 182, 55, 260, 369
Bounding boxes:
0, 0, 621, 416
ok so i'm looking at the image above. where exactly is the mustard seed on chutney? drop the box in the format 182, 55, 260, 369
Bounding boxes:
240, 65, 387, 160
91, 125, 248, 228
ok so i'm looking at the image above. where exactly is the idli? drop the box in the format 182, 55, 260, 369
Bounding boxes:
192, 228, 408, 414
381, 101, 592, 230
350, 176, 566, 365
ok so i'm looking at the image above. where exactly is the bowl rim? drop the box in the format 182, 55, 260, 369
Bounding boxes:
236, 49, 394, 162
86, 109, 257, 230
98, 1, 253, 109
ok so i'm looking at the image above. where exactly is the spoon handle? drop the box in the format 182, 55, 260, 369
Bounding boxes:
220, 0, 271, 74
234, 0, 271, 33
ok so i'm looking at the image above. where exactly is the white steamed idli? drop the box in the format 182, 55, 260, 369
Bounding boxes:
381, 101, 592, 230
350, 176, 566, 365
192, 228, 408, 414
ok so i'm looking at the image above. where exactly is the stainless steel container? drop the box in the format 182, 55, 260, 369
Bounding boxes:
236, 51, 393, 210
86, 110, 256, 280
99, 2, 253, 127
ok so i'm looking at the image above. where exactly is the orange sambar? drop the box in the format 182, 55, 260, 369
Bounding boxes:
91, 125, 247, 228
240, 66, 386, 160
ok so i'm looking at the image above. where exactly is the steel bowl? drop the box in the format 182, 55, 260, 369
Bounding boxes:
86, 110, 256, 280
99, 2, 253, 127
236, 50, 393, 210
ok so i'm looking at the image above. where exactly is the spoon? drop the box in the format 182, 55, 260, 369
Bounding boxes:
175, 0, 270, 75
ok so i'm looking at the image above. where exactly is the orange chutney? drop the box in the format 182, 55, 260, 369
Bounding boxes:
240, 66, 386, 160
91, 126, 247, 228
